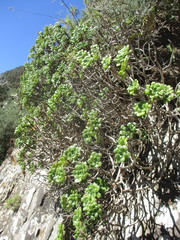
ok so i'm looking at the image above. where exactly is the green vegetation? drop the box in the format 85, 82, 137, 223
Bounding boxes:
56, 224, 65, 240
0, 66, 24, 163
5, 194, 22, 212
15, 0, 179, 239
127, 79, 140, 95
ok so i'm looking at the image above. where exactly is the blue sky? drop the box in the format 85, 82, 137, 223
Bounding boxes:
0, 0, 85, 74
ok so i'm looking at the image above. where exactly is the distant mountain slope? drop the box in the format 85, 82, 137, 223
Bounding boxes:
0, 66, 24, 163
0, 66, 24, 102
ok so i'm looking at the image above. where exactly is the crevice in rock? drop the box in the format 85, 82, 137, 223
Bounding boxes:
23, 217, 27, 224
36, 228, 40, 237
40, 193, 48, 207
47, 226, 54, 240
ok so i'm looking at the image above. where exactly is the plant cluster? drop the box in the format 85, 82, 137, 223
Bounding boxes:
128, 80, 176, 118
5, 194, 21, 212
49, 144, 108, 239
16, 0, 179, 239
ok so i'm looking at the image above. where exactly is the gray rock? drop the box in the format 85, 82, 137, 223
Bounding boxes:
0, 149, 62, 240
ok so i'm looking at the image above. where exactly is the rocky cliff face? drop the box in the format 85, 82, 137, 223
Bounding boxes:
0, 149, 62, 240
0, 149, 179, 240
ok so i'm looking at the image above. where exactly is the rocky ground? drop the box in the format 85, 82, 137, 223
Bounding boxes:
0, 149, 62, 240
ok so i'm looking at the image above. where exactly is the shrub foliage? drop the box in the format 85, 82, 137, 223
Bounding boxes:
16, 0, 179, 239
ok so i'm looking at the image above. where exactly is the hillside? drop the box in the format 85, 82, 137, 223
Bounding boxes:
0, 66, 24, 163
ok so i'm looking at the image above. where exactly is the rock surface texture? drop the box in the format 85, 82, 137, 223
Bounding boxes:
0, 149, 62, 240
0, 149, 179, 240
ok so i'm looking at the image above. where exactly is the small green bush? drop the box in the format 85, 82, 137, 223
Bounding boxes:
5, 194, 21, 212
